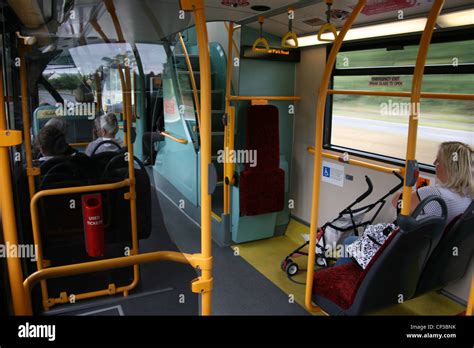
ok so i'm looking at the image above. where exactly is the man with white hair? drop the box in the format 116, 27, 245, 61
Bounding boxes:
85, 113, 124, 156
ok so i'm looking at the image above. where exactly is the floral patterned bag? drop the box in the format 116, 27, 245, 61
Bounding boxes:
345, 223, 397, 269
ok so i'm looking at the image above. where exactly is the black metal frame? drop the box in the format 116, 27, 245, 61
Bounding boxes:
282, 172, 404, 275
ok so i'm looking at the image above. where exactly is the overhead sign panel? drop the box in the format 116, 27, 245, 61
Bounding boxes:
241, 46, 301, 62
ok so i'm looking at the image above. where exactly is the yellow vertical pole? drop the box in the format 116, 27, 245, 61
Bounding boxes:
304, 0, 367, 313
178, 32, 201, 127
223, 21, 234, 215
185, 0, 213, 315
124, 65, 140, 292
400, 0, 444, 215
117, 63, 139, 294
0, 58, 28, 315
467, 276, 474, 316
19, 44, 36, 199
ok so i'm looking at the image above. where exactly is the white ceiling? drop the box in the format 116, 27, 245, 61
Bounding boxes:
15, 0, 474, 47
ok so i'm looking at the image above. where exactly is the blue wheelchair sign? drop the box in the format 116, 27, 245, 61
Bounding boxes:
323, 166, 331, 178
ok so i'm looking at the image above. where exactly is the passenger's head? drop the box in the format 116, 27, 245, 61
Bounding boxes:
45, 117, 69, 137
434, 142, 473, 196
98, 113, 119, 138
38, 125, 69, 157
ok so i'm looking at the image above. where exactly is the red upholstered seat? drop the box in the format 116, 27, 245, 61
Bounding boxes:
313, 227, 400, 310
239, 105, 285, 216
240, 168, 285, 216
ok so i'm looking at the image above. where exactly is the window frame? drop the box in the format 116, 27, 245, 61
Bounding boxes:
323, 27, 474, 174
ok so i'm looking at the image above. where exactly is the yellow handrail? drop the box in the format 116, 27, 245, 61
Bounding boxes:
307, 147, 403, 175
252, 16, 270, 52
400, 0, 444, 216
224, 21, 235, 215
281, 7, 298, 49
317, 0, 338, 43
189, 0, 214, 316
328, 89, 474, 101
228, 96, 302, 101
467, 276, 474, 316
29, 180, 131, 311
21, 250, 206, 315
69, 142, 89, 148
123, 60, 140, 295
224, 21, 240, 58
178, 32, 201, 128
19, 44, 37, 199
317, 23, 338, 43
305, 0, 367, 314
161, 130, 189, 144
0, 56, 28, 315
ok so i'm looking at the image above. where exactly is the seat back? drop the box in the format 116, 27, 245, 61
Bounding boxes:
415, 200, 474, 295
34, 153, 151, 250
348, 196, 448, 315
239, 105, 284, 216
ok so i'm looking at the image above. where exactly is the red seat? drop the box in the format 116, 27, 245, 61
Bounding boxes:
312, 196, 447, 315
239, 105, 284, 216
313, 228, 399, 310
240, 168, 285, 216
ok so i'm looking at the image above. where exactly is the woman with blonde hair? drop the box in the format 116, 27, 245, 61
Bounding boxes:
394, 141, 473, 224
336, 141, 472, 267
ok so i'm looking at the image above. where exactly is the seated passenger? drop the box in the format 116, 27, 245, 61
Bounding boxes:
33, 117, 75, 158
85, 113, 124, 156
37, 125, 70, 162
336, 141, 473, 266
395, 141, 473, 223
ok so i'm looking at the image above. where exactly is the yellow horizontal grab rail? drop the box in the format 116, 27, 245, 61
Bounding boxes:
32, 180, 130, 203
161, 131, 189, 144
69, 142, 89, 148
307, 147, 402, 175
328, 89, 474, 101
228, 96, 302, 101
21, 250, 204, 315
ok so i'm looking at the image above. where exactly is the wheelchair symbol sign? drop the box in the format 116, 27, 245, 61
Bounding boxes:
323, 166, 331, 178
322, 161, 345, 187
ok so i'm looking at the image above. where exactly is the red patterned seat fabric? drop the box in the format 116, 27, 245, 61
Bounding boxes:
313, 228, 400, 310
240, 105, 284, 216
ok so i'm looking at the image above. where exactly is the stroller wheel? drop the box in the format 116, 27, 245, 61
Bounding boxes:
280, 259, 288, 272
316, 257, 328, 267
285, 261, 299, 276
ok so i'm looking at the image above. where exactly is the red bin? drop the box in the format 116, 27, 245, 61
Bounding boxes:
82, 193, 105, 257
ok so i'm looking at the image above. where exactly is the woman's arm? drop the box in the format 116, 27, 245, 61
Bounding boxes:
392, 190, 421, 215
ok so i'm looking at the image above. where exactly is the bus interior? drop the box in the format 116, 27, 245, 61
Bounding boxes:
0, 0, 473, 319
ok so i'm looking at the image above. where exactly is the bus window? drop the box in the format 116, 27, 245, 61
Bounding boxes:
328, 39, 474, 166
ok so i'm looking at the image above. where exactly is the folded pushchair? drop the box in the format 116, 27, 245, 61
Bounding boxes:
281, 172, 404, 278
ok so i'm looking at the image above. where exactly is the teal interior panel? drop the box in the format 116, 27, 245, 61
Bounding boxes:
231, 186, 277, 244
153, 75, 198, 206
